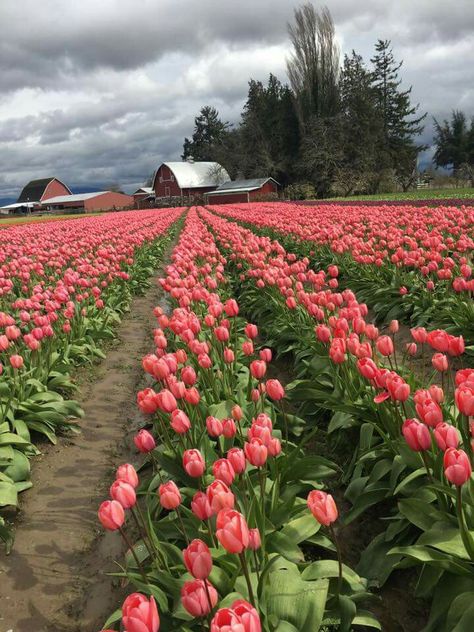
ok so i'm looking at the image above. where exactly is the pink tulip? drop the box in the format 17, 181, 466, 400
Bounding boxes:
110, 479, 136, 509
134, 429, 156, 453
158, 481, 181, 510
191, 491, 213, 521
307, 490, 338, 526
183, 539, 212, 579
183, 449, 206, 477
211, 608, 245, 632
170, 409, 191, 434
444, 448, 472, 486
212, 459, 236, 486
232, 599, 262, 632
227, 448, 246, 474
434, 422, 460, 451
402, 418, 431, 452
181, 579, 218, 617
216, 509, 249, 554
206, 480, 235, 514
122, 593, 160, 632
265, 379, 285, 401
98, 500, 125, 531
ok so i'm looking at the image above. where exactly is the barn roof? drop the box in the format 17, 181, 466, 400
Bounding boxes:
17, 177, 71, 203
133, 187, 154, 195
159, 162, 230, 189
43, 191, 109, 204
207, 177, 279, 195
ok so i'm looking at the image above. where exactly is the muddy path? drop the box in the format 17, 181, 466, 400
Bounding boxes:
0, 252, 173, 632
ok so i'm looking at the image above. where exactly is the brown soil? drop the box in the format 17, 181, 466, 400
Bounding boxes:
0, 264, 171, 631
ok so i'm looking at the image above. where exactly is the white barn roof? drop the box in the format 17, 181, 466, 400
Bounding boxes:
161, 162, 230, 189
43, 191, 108, 204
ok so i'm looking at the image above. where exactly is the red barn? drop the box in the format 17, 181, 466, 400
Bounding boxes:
16, 177, 72, 209
205, 177, 279, 205
153, 161, 229, 201
132, 187, 155, 206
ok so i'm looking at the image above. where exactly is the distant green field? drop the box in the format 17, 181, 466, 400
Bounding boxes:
327, 187, 474, 202
0, 212, 101, 227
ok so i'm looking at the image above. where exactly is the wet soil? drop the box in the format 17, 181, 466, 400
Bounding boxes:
0, 262, 171, 632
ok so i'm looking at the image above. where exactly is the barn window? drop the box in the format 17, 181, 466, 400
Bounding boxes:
165, 186, 170, 196
171, 175, 174, 182
159, 176, 163, 183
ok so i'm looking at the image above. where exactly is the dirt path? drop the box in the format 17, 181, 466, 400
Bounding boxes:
0, 259, 172, 632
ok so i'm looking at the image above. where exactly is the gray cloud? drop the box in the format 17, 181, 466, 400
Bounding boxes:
0, 0, 473, 201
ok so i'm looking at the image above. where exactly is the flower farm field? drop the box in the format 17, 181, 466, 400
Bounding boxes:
325, 187, 474, 203
0, 203, 473, 632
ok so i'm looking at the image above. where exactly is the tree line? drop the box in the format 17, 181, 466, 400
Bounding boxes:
181, 3, 471, 198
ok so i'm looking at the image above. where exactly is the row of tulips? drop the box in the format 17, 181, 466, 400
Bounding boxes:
0, 208, 183, 550
211, 202, 474, 345
197, 205, 474, 631
98, 208, 379, 632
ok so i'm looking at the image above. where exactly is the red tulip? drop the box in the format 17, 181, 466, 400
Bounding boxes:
245, 323, 258, 339
134, 429, 156, 453
216, 508, 249, 554
307, 490, 338, 526
116, 464, 139, 488
248, 528, 261, 551
444, 448, 472, 486
232, 599, 262, 632
222, 417, 237, 438
9, 354, 24, 369
98, 500, 125, 531
244, 438, 268, 467
231, 404, 243, 421
158, 481, 181, 510
170, 409, 191, 434
227, 448, 246, 474
455, 385, 474, 416
156, 389, 177, 413
432, 353, 448, 372
181, 579, 218, 617
402, 418, 431, 451
191, 491, 213, 521
183, 539, 213, 579
183, 449, 206, 477
376, 335, 394, 357
265, 379, 285, 401
122, 593, 160, 632
434, 422, 460, 451
110, 479, 136, 509
250, 360, 266, 379
211, 608, 245, 632
206, 480, 235, 514
206, 416, 223, 437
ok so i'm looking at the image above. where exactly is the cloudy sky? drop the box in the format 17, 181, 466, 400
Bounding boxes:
1, 0, 473, 202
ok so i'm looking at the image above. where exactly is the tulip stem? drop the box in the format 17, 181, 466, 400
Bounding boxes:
119, 526, 148, 585
280, 398, 289, 445
176, 506, 190, 545
456, 486, 474, 562
239, 551, 256, 607
130, 506, 154, 562
204, 579, 215, 615
329, 525, 343, 598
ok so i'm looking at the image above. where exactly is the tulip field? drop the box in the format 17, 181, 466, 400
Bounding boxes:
1, 202, 473, 631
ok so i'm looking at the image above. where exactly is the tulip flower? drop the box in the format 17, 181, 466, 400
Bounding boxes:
434, 422, 460, 451
206, 480, 235, 514
444, 448, 472, 486
158, 481, 181, 510
432, 353, 448, 372
265, 379, 285, 401
212, 458, 236, 486
227, 448, 246, 474
110, 479, 136, 509
211, 608, 245, 632
98, 500, 125, 531
250, 360, 266, 379
122, 593, 160, 632
232, 599, 262, 632
183, 449, 206, 477
376, 335, 394, 357
216, 509, 250, 554
170, 409, 191, 434
181, 579, 218, 618
307, 490, 338, 526
402, 418, 431, 452
134, 429, 156, 453
191, 491, 213, 521
455, 385, 474, 416
244, 438, 268, 467
183, 539, 213, 579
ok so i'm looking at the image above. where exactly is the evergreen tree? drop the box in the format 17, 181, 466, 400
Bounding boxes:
336, 51, 383, 194
370, 39, 426, 189
182, 106, 230, 161
433, 110, 474, 171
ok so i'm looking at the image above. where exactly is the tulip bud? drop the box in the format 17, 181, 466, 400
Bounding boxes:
158, 481, 181, 510
444, 448, 472, 486
134, 429, 156, 453
98, 499, 125, 531
110, 479, 136, 509
307, 490, 338, 526
122, 593, 160, 632
216, 508, 249, 554
181, 579, 218, 618
183, 539, 212, 579
183, 449, 205, 477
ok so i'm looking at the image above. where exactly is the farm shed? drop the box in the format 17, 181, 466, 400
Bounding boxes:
152, 161, 229, 201
132, 186, 155, 204
41, 191, 133, 213
205, 177, 279, 205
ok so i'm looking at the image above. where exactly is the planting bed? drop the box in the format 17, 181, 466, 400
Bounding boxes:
0, 203, 473, 632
